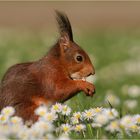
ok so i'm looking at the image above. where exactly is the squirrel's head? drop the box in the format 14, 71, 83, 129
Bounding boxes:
52, 11, 95, 81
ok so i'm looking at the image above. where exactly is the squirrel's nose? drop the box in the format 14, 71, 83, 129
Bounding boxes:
87, 68, 95, 77
87, 64, 95, 76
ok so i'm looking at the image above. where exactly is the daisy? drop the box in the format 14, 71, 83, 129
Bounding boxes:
62, 105, 71, 116
71, 112, 82, 124
10, 116, 23, 125
94, 113, 108, 126
133, 114, 140, 125
105, 91, 120, 106
124, 100, 138, 110
73, 112, 82, 120
128, 85, 140, 98
74, 124, 86, 132
61, 124, 72, 134
120, 115, 132, 129
1, 106, 15, 117
105, 120, 121, 133
128, 124, 139, 133
103, 108, 118, 120
32, 120, 53, 136
43, 112, 58, 122
35, 105, 48, 117
71, 117, 79, 125
82, 109, 94, 121
91, 107, 103, 115
51, 103, 62, 113
0, 114, 9, 124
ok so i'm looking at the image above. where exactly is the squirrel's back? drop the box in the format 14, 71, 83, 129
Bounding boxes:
0, 62, 34, 109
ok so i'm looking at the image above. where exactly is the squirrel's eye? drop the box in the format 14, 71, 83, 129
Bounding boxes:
76, 55, 83, 62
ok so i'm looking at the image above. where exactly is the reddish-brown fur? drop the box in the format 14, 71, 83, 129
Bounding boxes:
0, 11, 95, 122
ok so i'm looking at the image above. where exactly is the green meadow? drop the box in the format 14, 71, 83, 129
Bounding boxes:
0, 29, 140, 139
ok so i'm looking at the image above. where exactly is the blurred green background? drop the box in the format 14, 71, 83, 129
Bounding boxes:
0, 1, 140, 115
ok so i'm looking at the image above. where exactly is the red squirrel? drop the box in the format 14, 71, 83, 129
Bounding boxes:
0, 11, 95, 122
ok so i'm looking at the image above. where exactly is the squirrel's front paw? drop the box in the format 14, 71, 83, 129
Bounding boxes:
77, 81, 95, 97
85, 82, 95, 97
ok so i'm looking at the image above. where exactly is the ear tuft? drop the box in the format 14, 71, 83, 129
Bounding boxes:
56, 10, 73, 42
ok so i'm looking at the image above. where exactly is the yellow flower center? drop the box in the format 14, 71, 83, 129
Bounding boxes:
63, 127, 69, 132
109, 111, 113, 116
53, 105, 59, 110
86, 112, 92, 117
39, 111, 46, 116
5, 110, 11, 114
0, 116, 6, 122
47, 115, 53, 121
137, 117, 140, 123
11, 119, 18, 123
75, 114, 81, 119
130, 125, 138, 130
111, 121, 118, 128
76, 125, 82, 131
63, 107, 68, 112
95, 108, 101, 113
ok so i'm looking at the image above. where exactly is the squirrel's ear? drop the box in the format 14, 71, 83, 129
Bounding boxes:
59, 33, 70, 53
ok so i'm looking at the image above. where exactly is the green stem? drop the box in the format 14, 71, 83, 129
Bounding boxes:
96, 128, 99, 139
81, 130, 86, 138
87, 123, 94, 138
